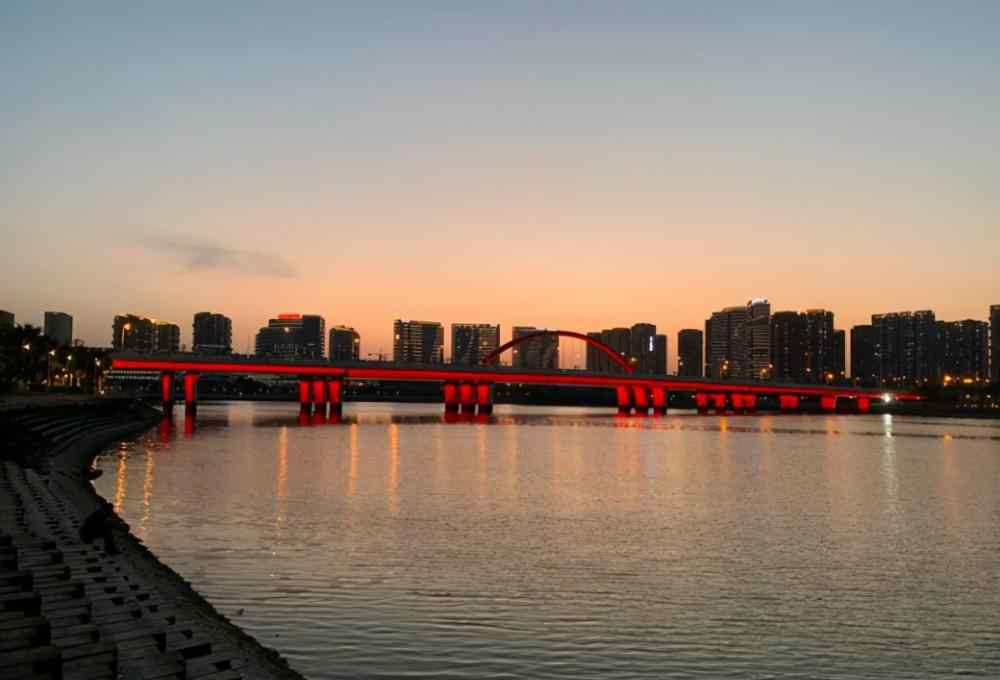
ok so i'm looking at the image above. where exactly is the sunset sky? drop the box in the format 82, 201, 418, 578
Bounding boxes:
3, 2, 998, 368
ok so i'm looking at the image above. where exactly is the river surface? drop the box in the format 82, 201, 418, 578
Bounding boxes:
93, 402, 1000, 679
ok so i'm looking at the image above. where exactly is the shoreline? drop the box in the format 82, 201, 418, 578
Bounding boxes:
0, 398, 307, 680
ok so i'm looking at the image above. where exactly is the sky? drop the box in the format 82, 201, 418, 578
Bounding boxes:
3, 2, 998, 368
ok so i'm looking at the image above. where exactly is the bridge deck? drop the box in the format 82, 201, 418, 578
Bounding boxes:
110, 354, 920, 400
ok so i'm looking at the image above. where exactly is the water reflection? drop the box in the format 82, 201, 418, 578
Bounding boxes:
93, 403, 1000, 680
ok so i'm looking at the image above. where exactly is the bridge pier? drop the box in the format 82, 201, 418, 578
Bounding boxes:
328, 378, 343, 416
695, 392, 709, 414
312, 377, 328, 417
745, 393, 758, 413
442, 382, 460, 413
298, 377, 311, 412
779, 394, 800, 412
616, 386, 633, 415
820, 396, 837, 412
458, 382, 476, 414
651, 387, 667, 415
183, 371, 199, 411
160, 371, 175, 411
712, 393, 727, 414
632, 386, 649, 415
857, 397, 870, 414
476, 383, 494, 415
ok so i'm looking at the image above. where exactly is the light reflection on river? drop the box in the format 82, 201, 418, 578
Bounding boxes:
94, 402, 1000, 679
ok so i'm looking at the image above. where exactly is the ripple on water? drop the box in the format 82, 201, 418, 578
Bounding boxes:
95, 403, 1000, 679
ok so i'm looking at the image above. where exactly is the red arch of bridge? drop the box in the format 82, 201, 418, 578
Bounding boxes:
481, 330, 634, 374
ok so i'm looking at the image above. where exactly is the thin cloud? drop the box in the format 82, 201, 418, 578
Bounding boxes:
131, 235, 297, 278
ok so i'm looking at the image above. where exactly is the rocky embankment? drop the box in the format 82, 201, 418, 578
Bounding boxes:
0, 398, 306, 680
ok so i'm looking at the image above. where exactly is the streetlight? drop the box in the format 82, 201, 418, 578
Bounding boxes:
94, 359, 103, 395
120, 323, 132, 350
48, 349, 55, 391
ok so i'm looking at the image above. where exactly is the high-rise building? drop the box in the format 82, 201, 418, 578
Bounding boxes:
872, 311, 937, 385
393, 320, 444, 364
677, 329, 703, 377
991, 305, 1000, 384
0, 310, 13, 327
599, 327, 631, 374
44, 312, 73, 346
586, 332, 605, 372
850, 325, 878, 386
742, 299, 771, 379
512, 326, 558, 369
192, 312, 232, 354
937, 320, 989, 382
112, 314, 155, 353
832, 329, 846, 382
913, 311, 938, 383
770, 312, 807, 383
255, 314, 326, 359
329, 326, 361, 361
154, 321, 180, 353
451, 324, 500, 366
628, 323, 659, 374
804, 309, 835, 382
651, 334, 668, 375
705, 306, 747, 378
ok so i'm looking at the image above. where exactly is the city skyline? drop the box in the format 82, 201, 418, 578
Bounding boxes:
2, 3, 998, 367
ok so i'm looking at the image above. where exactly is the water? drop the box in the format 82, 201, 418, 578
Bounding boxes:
93, 402, 1000, 679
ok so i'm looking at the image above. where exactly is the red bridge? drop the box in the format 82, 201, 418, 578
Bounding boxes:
112, 330, 919, 417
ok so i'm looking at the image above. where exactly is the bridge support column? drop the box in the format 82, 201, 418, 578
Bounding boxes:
632, 386, 649, 415
459, 382, 476, 414
857, 397, 870, 414
712, 393, 727, 414
183, 371, 199, 410
616, 385, 633, 415
695, 392, 709, 414
298, 377, 311, 412
476, 383, 494, 415
311, 378, 328, 416
731, 393, 746, 413
779, 395, 800, 412
651, 387, 667, 415
327, 378, 343, 416
443, 382, 459, 413
821, 395, 837, 412
744, 394, 758, 413
160, 371, 175, 412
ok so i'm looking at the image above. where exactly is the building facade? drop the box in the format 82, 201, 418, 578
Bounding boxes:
154, 322, 180, 353
192, 312, 232, 354
629, 323, 657, 374
872, 311, 937, 385
741, 299, 771, 379
991, 305, 1000, 384
832, 329, 846, 382
937, 320, 989, 382
705, 306, 747, 378
651, 334, 668, 375
677, 329, 703, 377
44, 312, 73, 346
451, 323, 500, 366
255, 314, 326, 359
328, 326, 361, 361
850, 324, 878, 386
511, 326, 558, 369
770, 311, 807, 383
803, 309, 835, 382
393, 320, 444, 364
